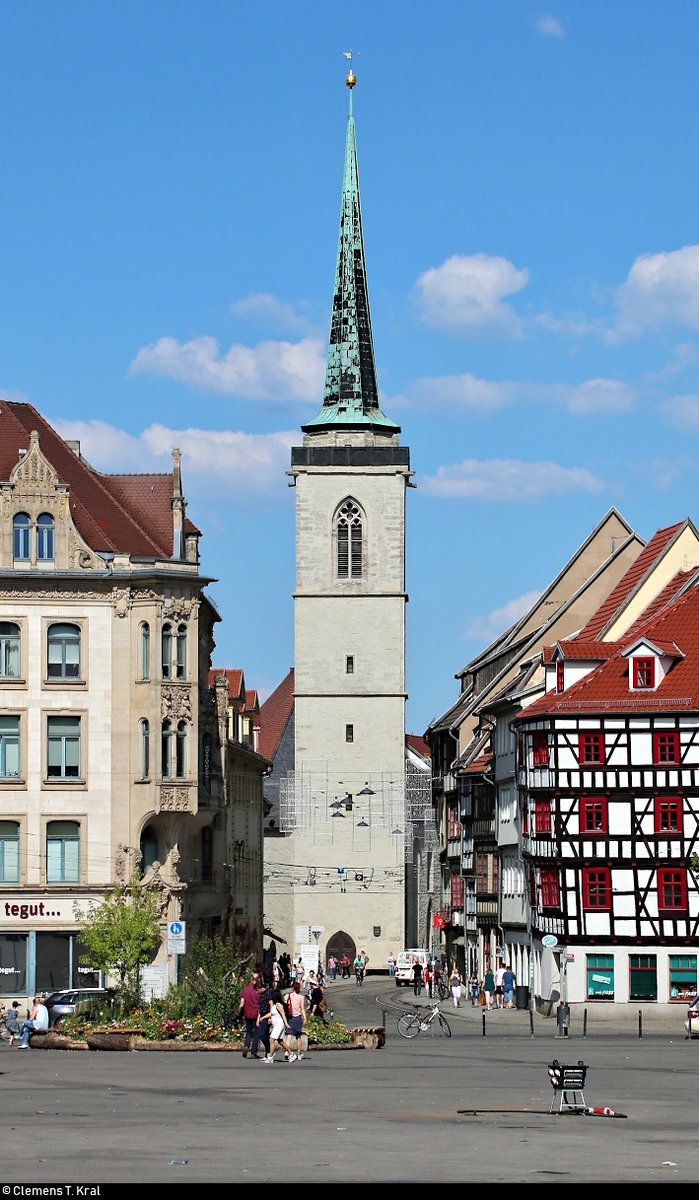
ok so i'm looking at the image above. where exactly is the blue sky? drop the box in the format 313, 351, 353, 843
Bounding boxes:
2, 2, 699, 734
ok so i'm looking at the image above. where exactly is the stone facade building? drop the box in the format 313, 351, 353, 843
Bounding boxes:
0, 400, 238, 999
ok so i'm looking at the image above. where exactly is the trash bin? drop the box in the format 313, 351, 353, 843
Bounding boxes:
556, 1003, 570, 1035
515, 985, 529, 1010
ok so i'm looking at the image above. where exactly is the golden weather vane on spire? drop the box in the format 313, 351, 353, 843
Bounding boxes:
342, 49, 358, 88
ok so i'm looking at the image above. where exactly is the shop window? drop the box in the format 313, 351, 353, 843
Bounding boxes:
46, 821, 80, 883
658, 867, 687, 912
580, 795, 607, 834
0, 623, 21, 679
539, 867, 560, 909
669, 954, 697, 1001
578, 732, 605, 765
46, 716, 81, 779
654, 795, 682, 835
0, 933, 27, 995
586, 953, 614, 999
0, 820, 20, 882
653, 732, 679, 764
582, 867, 611, 910
629, 954, 657, 1000
47, 623, 81, 679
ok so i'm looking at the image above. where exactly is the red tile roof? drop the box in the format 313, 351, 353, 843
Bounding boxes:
577, 522, 686, 640
406, 733, 431, 760
522, 581, 699, 718
0, 400, 194, 557
209, 668, 246, 700
257, 669, 295, 762
462, 752, 494, 775
554, 641, 618, 661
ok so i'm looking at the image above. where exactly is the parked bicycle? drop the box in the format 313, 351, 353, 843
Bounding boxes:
397, 1000, 451, 1038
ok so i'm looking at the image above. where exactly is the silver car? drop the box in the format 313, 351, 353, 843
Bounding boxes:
44, 988, 108, 1026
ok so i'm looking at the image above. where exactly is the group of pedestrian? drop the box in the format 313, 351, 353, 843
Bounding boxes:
480, 963, 517, 1009
0, 997, 48, 1047
237, 963, 332, 1065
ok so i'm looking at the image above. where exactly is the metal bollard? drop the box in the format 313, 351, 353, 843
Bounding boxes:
583, 1007, 588, 1038
556, 1003, 570, 1038
529, 1008, 535, 1038
638, 1009, 643, 1039
482, 1010, 486, 1036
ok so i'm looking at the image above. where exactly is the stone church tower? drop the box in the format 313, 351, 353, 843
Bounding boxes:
264, 69, 413, 971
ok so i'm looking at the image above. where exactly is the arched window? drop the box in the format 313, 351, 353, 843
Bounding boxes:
0, 820, 20, 883
0, 622, 20, 679
200, 826, 213, 884
161, 624, 172, 679
140, 718, 150, 779
140, 825, 158, 873
337, 500, 362, 579
36, 513, 54, 560
46, 820, 80, 883
13, 513, 30, 561
47, 623, 81, 679
176, 625, 187, 679
140, 623, 150, 680
161, 720, 172, 779
175, 721, 187, 779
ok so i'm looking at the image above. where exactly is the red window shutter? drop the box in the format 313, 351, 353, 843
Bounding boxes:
532, 732, 549, 767
556, 661, 564, 693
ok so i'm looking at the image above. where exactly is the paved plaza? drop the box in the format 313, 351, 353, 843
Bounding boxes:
1, 978, 698, 1185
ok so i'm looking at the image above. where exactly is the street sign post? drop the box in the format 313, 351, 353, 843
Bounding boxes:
167, 920, 186, 955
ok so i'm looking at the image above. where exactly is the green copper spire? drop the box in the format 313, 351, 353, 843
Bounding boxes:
302, 69, 399, 433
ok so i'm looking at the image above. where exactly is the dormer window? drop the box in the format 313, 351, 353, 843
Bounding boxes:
633, 657, 655, 689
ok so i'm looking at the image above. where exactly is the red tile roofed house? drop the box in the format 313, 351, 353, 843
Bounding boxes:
0, 399, 242, 998
426, 508, 647, 982
514, 576, 699, 1006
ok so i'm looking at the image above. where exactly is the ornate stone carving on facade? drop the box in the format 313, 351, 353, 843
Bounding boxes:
68, 527, 102, 570
111, 587, 132, 619
162, 596, 199, 622
139, 845, 186, 920
161, 684, 193, 722
0, 588, 103, 602
158, 785, 194, 812
10, 431, 58, 494
132, 588, 160, 603
114, 845, 143, 885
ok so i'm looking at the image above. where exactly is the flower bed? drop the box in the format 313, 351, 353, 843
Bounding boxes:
54, 1010, 355, 1049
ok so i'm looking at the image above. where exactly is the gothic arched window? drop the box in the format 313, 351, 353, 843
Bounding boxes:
337, 500, 363, 579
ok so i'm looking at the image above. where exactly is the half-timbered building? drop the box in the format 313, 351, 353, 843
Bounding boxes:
517, 558, 699, 1004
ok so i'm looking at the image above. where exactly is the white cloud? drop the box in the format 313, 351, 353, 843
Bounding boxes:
659, 393, 699, 432
420, 458, 604, 501
129, 334, 325, 402
53, 417, 296, 498
463, 590, 544, 643
414, 253, 529, 337
612, 245, 699, 339
230, 292, 318, 335
399, 373, 634, 416
533, 13, 565, 38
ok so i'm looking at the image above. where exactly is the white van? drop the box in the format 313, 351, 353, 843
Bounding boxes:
395, 948, 431, 987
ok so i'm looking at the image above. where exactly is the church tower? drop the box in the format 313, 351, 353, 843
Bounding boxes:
266, 68, 413, 970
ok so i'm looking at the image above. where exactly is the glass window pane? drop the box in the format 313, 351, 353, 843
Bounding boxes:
0, 934, 27, 994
